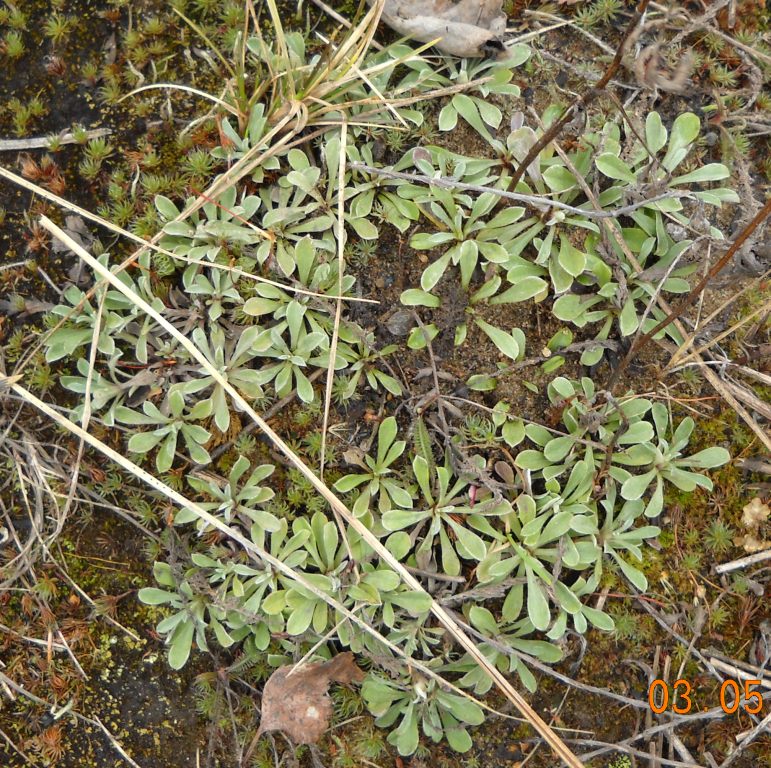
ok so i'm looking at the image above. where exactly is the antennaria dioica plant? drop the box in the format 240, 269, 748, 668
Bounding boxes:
36, 3, 737, 758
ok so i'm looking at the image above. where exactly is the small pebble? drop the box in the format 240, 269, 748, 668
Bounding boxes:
386, 310, 413, 336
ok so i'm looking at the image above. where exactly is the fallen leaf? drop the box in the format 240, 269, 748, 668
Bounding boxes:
257, 653, 365, 744
735, 497, 770, 553
741, 497, 769, 531
370, 0, 507, 58
733, 532, 769, 553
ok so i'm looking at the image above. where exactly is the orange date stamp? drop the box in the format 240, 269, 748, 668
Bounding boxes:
647, 678, 766, 715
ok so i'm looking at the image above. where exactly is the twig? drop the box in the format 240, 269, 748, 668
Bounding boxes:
0, 622, 66, 651
524, 9, 615, 55
410, 310, 450, 436
634, 596, 726, 690
720, 377, 771, 421
405, 564, 466, 584
696, 362, 771, 453
0, 727, 36, 765
647, 646, 661, 768
707, 657, 771, 690
669, 294, 771, 369
0, 260, 30, 271
718, 710, 771, 768
715, 549, 771, 574
670, 734, 697, 767
650, 0, 771, 67
349, 161, 687, 220
55, 628, 88, 680
34, 265, 63, 296
709, 648, 771, 679
577, 694, 771, 763
735, 457, 771, 475
93, 716, 146, 768
567, 737, 704, 768
0, 128, 111, 152
500, 0, 653, 194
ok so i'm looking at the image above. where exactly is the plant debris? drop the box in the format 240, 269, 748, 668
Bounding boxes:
632, 42, 694, 93
257, 653, 365, 744
370, 0, 507, 57
734, 496, 770, 552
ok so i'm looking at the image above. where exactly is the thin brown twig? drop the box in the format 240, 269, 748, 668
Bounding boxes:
0, 727, 36, 766
498, 0, 653, 196
564, 738, 704, 768
576, 689, 771, 763
612, 198, 771, 385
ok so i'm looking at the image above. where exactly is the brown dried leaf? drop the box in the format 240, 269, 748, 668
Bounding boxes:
633, 43, 694, 93
741, 497, 770, 532
257, 653, 365, 744
735, 497, 770, 552
734, 532, 770, 553
371, 0, 507, 57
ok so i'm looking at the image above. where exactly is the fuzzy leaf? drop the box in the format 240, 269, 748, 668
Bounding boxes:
420, 251, 453, 291
621, 469, 657, 500
138, 588, 176, 605
168, 619, 195, 670
671, 163, 730, 185
662, 112, 700, 171
400, 288, 441, 308
475, 318, 520, 360
526, 569, 550, 631
645, 112, 668, 153
595, 153, 637, 183
681, 446, 730, 469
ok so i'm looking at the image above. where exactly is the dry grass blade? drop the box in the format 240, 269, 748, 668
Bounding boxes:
319, 120, 347, 479
33, 215, 587, 767
4, 376, 523, 728
310, 0, 385, 50
698, 364, 771, 452
668, 268, 770, 368
669, 294, 771, 369
0, 166, 377, 377
0, 128, 111, 151
119, 83, 241, 116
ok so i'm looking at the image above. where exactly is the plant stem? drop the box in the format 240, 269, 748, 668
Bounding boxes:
494, 0, 652, 204
610, 197, 771, 387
